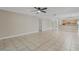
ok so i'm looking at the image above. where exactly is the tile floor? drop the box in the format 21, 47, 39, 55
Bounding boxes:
0, 30, 79, 51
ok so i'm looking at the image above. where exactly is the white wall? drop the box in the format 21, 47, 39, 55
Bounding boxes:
0, 10, 39, 38
42, 19, 52, 31
0, 10, 52, 39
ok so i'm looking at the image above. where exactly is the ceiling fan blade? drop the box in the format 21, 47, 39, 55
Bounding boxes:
41, 8, 47, 10
34, 7, 41, 10
34, 7, 38, 9
41, 11, 46, 13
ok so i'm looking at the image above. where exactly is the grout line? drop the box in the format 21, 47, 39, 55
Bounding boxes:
15, 37, 32, 51
33, 38, 53, 51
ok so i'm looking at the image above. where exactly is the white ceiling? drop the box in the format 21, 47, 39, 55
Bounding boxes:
0, 7, 79, 19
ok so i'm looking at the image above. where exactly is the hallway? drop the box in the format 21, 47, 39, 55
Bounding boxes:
59, 24, 78, 32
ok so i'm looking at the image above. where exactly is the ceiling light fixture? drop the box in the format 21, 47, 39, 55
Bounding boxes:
32, 7, 47, 14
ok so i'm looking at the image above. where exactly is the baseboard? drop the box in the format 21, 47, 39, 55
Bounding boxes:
0, 31, 39, 40
0, 28, 53, 40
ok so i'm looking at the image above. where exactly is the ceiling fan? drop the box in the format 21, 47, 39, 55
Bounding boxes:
34, 7, 47, 14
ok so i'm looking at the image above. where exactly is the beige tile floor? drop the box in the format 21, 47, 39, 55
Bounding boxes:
0, 25, 79, 51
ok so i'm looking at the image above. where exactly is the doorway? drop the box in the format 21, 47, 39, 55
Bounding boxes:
59, 17, 78, 32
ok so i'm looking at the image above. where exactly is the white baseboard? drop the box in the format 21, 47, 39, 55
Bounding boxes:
0, 31, 38, 40
0, 28, 53, 40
